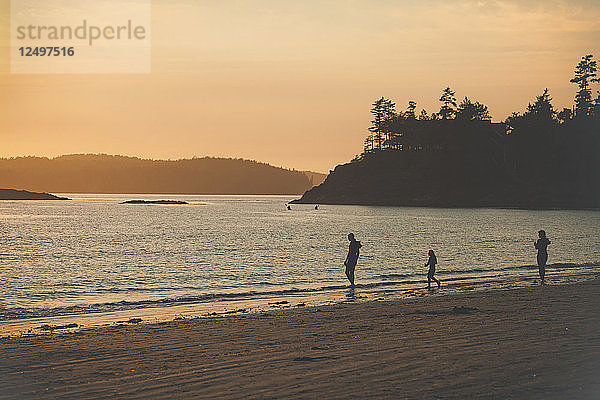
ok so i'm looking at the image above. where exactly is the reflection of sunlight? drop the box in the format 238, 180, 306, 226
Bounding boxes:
1, 196, 599, 336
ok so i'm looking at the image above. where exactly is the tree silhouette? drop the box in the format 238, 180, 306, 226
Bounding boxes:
439, 87, 457, 119
406, 101, 417, 119
504, 88, 561, 183
570, 54, 598, 117
456, 97, 492, 120
526, 88, 555, 120
557, 108, 572, 123
368, 97, 396, 151
364, 135, 375, 153
340, 54, 600, 209
418, 109, 430, 120
506, 88, 557, 128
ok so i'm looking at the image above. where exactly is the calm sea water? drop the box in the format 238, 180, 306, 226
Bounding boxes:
1, 194, 599, 321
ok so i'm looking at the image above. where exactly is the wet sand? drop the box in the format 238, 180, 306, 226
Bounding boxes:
2, 279, 600, 399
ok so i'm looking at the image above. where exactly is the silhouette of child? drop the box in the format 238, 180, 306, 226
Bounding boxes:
425, 249, 441, 289
534, 230, 551, 284
344, 233, 361, 287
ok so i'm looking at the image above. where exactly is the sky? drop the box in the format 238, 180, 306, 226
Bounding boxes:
1, 0, 599, 172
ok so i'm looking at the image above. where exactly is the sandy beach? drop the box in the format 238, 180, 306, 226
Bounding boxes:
1, 279, 599, 399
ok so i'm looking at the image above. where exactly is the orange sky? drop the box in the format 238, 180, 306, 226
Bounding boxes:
1, 0, 599, 172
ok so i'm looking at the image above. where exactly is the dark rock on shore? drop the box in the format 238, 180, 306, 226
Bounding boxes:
0, 189, 70, 200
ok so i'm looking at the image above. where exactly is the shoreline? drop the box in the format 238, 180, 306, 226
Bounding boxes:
1, 265, 598, 338
2, 277, 599, 398
2, 265, 598, 338
290, 198, 600, 211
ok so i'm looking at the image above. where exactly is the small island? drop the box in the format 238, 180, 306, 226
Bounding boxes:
0, 189, 70, 200
121, 200, 189, 205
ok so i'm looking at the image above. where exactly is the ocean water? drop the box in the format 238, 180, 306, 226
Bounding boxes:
1, 194, 599, 323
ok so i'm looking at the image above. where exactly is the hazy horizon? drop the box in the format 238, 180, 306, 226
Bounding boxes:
1, 0, 599, 172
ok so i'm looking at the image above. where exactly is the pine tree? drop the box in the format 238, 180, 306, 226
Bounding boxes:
456, 97, 492, 120
363, 134, 375, 153
570, 54, 599, 117
525, 88, 555, 119
439, 87, 457, 119
405, 101, 417, 119
557, 108, 572, 123
368, 97, 396, 151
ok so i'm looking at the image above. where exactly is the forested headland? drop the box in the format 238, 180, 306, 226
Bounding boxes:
0, 154, 326, 195
293, 54, 600, 208
0, 189, 69, 200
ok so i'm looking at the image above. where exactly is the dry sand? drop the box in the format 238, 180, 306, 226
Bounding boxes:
1, 279, 600, 399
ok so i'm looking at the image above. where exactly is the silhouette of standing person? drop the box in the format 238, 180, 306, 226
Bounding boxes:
344, 233, 361, 287
425, 249, 441, 289
534, 230, 551, 285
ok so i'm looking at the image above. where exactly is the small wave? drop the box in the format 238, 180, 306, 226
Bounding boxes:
0, 288, 324, 321
1, 262, 598, 321
372, 261, 600, 281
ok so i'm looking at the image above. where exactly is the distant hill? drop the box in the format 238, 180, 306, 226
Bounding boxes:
0, 189, 69, 200
0, 155, 327, 195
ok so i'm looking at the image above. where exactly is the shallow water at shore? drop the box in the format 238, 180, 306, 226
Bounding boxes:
1, 194, 599, 332
3, 278, 600, 400
1, 264, 598, 337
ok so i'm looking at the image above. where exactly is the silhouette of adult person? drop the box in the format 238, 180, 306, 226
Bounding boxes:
425, 249, 441, 289
534, 230, 551, 284
344, 233, 361, 287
